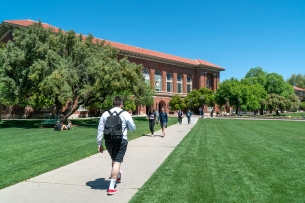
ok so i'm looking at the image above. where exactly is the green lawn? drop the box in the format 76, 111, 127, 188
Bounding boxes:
129, 119, 305, 203
0, 116, 177, 189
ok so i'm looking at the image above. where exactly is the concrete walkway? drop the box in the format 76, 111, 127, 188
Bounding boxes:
0, 117, 198, 203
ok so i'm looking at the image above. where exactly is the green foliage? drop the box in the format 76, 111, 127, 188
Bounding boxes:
265, 72, 286, 94
300, 102, 305, 110
262, 93, 299, 113
169, 94, 186, 110
286, 73, 305, 89
244, 67, 267, 87
184, 87, 215, 109
0, 22, 152, 120
214, 77, 242, 108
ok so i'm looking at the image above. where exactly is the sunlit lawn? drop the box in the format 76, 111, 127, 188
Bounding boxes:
130, 118, 305, 203
0, 116, 177, 189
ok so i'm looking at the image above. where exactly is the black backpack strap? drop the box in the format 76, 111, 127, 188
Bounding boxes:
108, 110, 113, 116
117, 110, 124, 116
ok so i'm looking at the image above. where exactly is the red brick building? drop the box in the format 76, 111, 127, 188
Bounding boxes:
0, 19, 225, 118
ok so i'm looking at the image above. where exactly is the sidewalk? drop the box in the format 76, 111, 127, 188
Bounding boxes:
0, 117, 198, 203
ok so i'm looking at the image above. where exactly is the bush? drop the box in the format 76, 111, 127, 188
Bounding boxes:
300, 102, 305, 111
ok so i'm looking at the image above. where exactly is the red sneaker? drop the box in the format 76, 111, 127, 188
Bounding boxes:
117, 171, 123, 183
107, 188, 119, 195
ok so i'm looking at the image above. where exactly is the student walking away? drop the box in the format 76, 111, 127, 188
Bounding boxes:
210, 108, 214, 117
177, 110, 183, 125
186, 109, 192, 124
96, 96, 136, 195
158, 107, 168, 137
199, 107, 203, 117
147, 108, 157, 137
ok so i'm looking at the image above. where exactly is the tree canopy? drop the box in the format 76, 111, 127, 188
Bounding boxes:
286, 73, 305, 89
0, 22, 153, 120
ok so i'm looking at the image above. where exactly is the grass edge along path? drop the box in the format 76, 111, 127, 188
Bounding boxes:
0, 117, 177, 189
129, 119, 305, 203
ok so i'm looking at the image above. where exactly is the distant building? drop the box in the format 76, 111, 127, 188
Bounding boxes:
294, 86, 305, 102
0, 19, 225, 119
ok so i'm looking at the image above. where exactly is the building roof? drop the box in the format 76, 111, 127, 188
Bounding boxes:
1, 19, 224, 71
294, 86, 305, 92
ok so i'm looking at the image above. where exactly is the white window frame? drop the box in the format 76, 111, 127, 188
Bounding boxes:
166, 72, 173, 92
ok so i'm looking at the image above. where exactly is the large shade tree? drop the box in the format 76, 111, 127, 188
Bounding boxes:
0, 22, 153, 121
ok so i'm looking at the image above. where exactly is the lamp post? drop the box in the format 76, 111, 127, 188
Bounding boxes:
238, 97, 240, 116
201, 96, 204, 118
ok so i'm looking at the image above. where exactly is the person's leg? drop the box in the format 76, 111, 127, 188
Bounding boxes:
151, 120, 155, 137
107, 139, 128, 194
149, 121, 153, 136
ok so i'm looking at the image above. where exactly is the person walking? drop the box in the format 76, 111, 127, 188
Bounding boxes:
177, 109, 183, 124
147, 108, 157, 137
96, 96, 136, 195
158, 107, 168, 137
186, 109, 192, 124
199, 107, 202, 118
210, 108, 214, 117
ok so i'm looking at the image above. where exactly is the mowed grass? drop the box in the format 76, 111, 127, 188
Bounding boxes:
130, 119, 305, 203
0, 116, 178, 189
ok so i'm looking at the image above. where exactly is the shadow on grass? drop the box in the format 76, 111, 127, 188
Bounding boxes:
86, 178, 110, 190
0, 120, 42, 129
0, 119, 100, 129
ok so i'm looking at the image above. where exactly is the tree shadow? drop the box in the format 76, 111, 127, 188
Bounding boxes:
86, 177, 110, 190
0, 120, 43, 129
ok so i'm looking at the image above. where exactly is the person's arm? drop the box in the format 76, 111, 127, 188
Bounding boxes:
166, 113, 168, 123
125, 112, 136, 132
96, 113, 106, 148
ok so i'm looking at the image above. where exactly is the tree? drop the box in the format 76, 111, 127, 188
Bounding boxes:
265, 73, 286, 95
286, 73, 305, 89
184, 87, 215, 111
169, 94, 186, 111
215, 78, 242, 113
242, 83, 267, 111
244, 67, 267, 87
0, 22, 152, 121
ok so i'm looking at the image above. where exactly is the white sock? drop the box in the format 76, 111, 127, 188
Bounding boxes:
109, 179, 116, 189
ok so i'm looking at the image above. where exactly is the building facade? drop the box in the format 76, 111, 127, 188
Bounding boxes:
0, 19, 225, 119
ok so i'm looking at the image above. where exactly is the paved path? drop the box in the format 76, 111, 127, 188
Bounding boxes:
0, 117, 198, 203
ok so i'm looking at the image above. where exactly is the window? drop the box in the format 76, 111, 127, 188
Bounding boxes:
154, 70, 162, 91
78, 105, 88, 111
206, 77, 210, 89
142, 68, 150, 81
166, 72, 173, 92
187, 75, 192, 93
2, 105, 6, 111
177, 74, 183, 93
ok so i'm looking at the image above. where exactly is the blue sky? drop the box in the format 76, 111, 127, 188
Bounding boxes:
2, 0, 305, 81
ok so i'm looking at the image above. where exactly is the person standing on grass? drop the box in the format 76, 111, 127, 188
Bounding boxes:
177, 109, 183, 124
186, 109, 192, 124
158, 107, 168, 137
96, 96, 136, 195
147, 108, 157, 137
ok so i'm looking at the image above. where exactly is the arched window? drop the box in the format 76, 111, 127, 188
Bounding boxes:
187, 75, 192, 93
142, 68, 150, 81
166, 72, 173, 92
154, 70, 162, 91
206, 77, 210, 89
177, 74, 183, 93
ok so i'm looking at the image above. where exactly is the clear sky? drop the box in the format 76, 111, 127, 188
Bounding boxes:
1, 0, 304, 81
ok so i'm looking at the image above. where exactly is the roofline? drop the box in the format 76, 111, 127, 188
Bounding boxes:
1, 20, 225, 71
